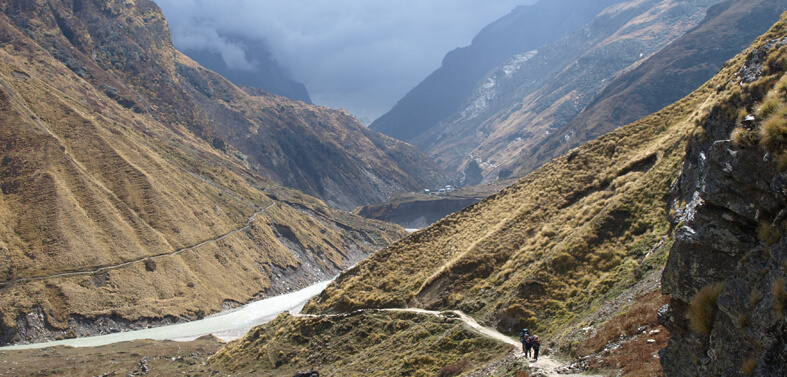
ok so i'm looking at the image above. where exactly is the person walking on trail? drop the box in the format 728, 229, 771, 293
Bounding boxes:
519, 328, 531, 357
523, 335, 532, 358
532, 335, 541, 361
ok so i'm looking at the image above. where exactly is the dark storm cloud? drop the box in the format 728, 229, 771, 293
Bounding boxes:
153, 0, 536, 122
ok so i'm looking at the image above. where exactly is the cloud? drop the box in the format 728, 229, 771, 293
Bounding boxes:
154, 0, 536, 122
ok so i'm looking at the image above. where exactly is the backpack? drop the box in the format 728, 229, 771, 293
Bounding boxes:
520, 328, 530, 340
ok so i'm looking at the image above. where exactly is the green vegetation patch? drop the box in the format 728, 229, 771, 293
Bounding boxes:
208, 310, 511, 377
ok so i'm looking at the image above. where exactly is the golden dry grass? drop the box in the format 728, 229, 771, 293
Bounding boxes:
0, 0, 406, 336
741, 358, 758, 376
208, 311, 511, 377
773, 278, 787, 319
305, 12, 787, 349
687, 282, 725, 336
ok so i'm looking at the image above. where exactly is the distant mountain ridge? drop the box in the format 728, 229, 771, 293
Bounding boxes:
410, 0, 725, 185
180, 33, 313, 104
506, 0, 787, 178
369, 0, 626, 143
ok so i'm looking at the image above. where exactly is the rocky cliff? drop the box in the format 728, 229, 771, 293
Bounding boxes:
660, 23, 787, 376
0, 0, 408, 345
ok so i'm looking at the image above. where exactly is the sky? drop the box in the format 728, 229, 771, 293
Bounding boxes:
153, 0, 536, 124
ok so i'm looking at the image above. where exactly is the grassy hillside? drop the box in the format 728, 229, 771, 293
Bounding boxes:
305, 5, 778, 354
209, 311, 511, 377
0, 0, 405, 345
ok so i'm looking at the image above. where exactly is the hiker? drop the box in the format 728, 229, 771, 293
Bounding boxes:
532, 335, 541, 361
519, 328, 531, 356
523, 335, 533, 357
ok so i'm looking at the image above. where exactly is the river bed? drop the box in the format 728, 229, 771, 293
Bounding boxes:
1, 279, 332, 350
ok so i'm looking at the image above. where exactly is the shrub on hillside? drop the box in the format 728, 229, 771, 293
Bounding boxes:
437, 359, 468, 377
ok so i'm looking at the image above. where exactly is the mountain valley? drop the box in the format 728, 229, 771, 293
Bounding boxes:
0, 0, 426, 345
1, 0, 787, 376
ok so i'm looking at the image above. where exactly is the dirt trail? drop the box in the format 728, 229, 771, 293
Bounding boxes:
363, 308, 602, 377
1, 202, 276, 287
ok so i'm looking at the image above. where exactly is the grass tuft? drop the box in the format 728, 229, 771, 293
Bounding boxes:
687, 282, 725, 336
731, 127, 759, 147
737, 314, 750, 329
760, 115, 787, 153
750, 290, 762, 308
741, 358, 758, 376
757, 95, 781, 119
758, 221, 780, 246
773, 278, 787, 319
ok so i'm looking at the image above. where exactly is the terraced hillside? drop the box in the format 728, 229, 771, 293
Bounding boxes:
0, 0, 407, 345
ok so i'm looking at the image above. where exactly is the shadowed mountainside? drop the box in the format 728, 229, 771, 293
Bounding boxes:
3, 0, 443, 213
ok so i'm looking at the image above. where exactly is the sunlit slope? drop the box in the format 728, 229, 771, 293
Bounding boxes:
0, 0, 441, 214
305, 17, 767, 340
208, 311, 511, 377
509, 0, 787, 179
0, 0, 404, 345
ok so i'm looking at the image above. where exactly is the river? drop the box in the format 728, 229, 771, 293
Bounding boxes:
0, 279, 332, 350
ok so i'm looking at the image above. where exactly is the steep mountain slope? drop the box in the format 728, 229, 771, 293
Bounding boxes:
297, 8, 787, 371
509, 0, 787, 179
176, 55, 443, 211
353, 0, 786, 228
180, 34, 313, 104
16, 6, 786, 377
660, 24, 787, 376
417, 0, 723, 184
0, 0, 407, 345
4, 0, 443, 213
209, 311, 511, 377
369, 0, 625, 143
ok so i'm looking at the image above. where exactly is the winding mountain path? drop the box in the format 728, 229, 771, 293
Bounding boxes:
301, 308, 600, 377
392, 309, 600, 377
1, 202, 276, 287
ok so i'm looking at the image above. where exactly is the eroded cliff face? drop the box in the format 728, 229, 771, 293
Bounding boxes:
661, 36, 787, 376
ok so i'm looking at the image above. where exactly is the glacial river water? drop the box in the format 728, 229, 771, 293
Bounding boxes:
0, 279, 332, 350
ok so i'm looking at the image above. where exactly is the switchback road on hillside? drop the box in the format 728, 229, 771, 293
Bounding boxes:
1, 202, 276, 287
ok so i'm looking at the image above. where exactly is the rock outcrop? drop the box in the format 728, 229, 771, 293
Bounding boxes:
660, 33, 787, 376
